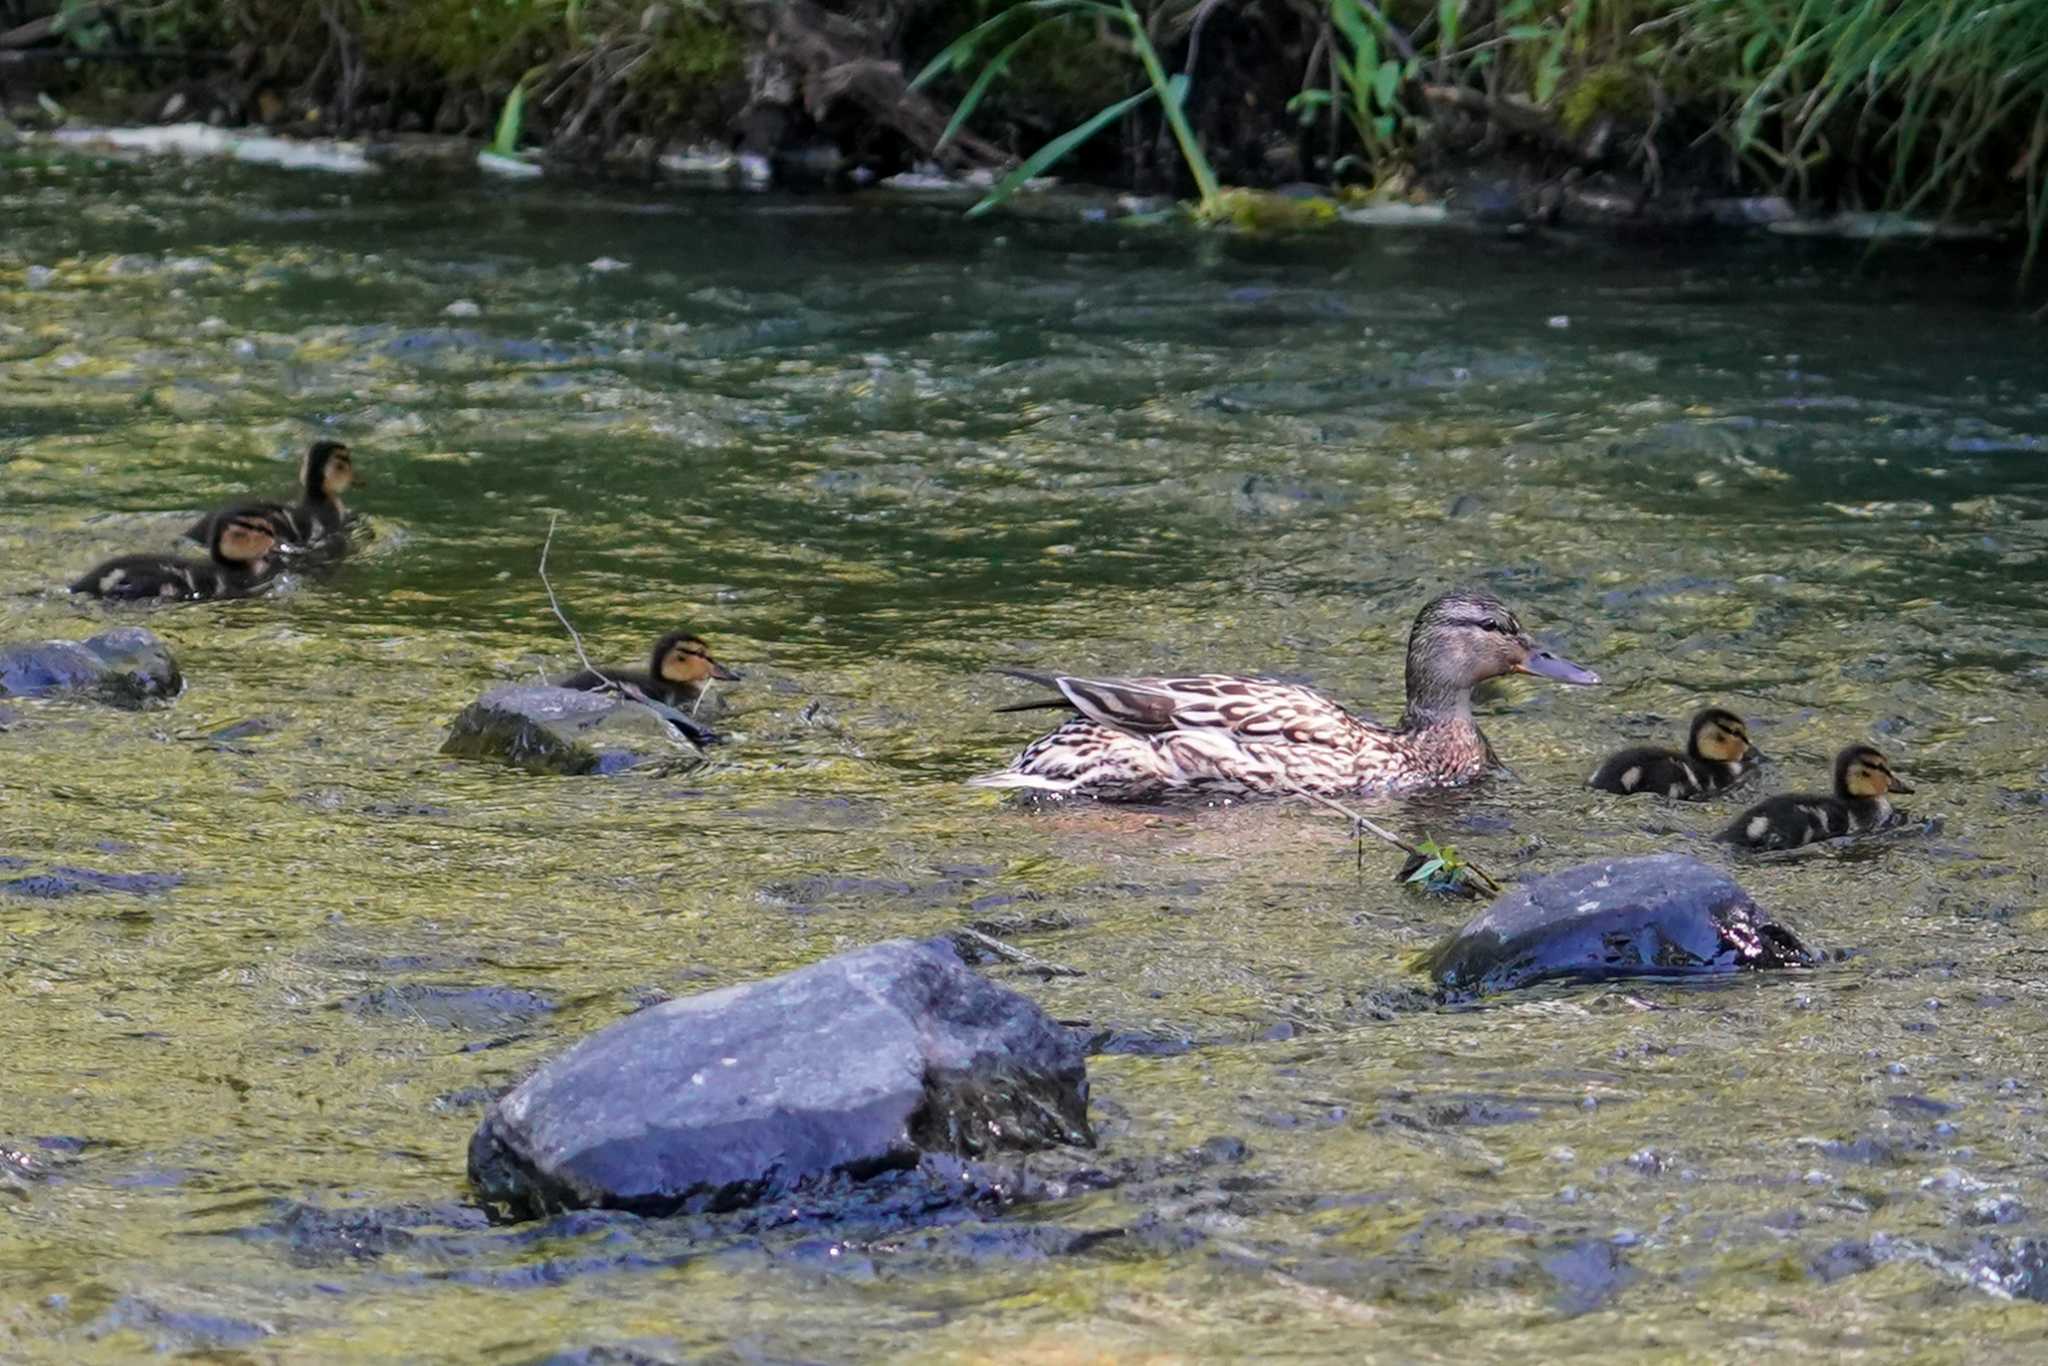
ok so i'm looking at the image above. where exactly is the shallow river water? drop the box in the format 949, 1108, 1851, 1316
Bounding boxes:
3, 153, 2048, 1361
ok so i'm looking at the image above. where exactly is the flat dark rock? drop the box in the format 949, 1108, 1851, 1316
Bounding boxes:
0, 627, 182, 708
340, 983, 556, 1032
85, 1296, 273, 1351
468, 938, 1091, 1221
0, 865, 185, 899
440, 684, 711, 776
1423, 853, 1815, 997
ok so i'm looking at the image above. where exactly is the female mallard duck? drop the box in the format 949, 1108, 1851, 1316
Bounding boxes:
70, 509, 280, 602
554, 632, 740, 712
185, 440, 361, 549
1716, 743, 1914, 850
1589, 707, 1762, 799
970, 588, 1600, 800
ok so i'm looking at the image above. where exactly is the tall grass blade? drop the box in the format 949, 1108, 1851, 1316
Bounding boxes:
935, 23, 1054, 149
912, 0, 1123, 90
967, 88, 1156, 217
490, 79, 527, 159
1120, 0, 1219, 209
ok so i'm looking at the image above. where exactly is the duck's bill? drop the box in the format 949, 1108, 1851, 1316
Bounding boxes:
709, 660, 743, 681
1888, 777, 1916, 794
1517, 650, 1600, 686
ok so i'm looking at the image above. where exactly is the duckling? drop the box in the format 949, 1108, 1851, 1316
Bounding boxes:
184, 440, 361, 549
554, 632, 740, 712
70, 509, 281, 602
1716, 743, 1915, 851
970, 587, 1600, 800
1589, 707, 1763, 799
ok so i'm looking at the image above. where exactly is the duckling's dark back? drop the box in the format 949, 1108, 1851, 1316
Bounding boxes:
70, 554, 206, 601
1716, 794, 1845, 850
1590, 745, 1702, 798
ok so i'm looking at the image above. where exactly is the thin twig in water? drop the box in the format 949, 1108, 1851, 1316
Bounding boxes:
537, 513, 717, 749
538, 511, 603, 680
1210, 1238, 1382, 1324
1289, 785, 1501, 896
954, 927, 1084, 978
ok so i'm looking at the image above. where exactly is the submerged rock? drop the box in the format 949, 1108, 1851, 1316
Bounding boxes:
0, 865, 185, 899
468, 938, 1092, 1221
0, 627, 181, 707
340, 983, 556, 1032
440, 684, 710, 776
1423, 853, 1815, 997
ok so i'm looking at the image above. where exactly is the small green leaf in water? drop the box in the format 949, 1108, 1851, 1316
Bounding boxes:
1405, 856, 1447, 884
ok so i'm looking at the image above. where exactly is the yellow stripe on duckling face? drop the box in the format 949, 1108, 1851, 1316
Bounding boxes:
1840, 744, 1910, 800
217, 514, 278, 563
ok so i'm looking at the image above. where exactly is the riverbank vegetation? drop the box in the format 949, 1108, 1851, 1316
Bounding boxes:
5, 2, 2044, 275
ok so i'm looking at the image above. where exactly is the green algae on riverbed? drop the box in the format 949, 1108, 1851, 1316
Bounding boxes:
3, 158, 2048, 1360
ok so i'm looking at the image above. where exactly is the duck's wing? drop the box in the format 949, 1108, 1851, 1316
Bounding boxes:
1001, 671, 1367, 747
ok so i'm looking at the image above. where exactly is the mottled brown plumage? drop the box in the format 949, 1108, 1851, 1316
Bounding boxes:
971, 588, 1600, 800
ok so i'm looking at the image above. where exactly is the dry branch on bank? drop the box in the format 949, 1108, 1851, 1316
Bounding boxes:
741, 0, 1007, 171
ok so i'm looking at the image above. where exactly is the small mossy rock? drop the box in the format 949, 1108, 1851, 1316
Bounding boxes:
0, 627, 182, 708
440, 684, 702, 775
467, 938, 1092, 1221
1423, 853, 1815, 998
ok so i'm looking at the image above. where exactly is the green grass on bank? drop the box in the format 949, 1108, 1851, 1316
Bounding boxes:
919, 0, 2045, 279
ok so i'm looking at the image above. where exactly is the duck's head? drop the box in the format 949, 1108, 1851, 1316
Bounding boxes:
652, 632, 741, 686
1404, 588, 1600, 709
1837, 744, 1914, 799
1689, 707, 1761, 766
212, 509, 279, 568
302, 440, 360, 501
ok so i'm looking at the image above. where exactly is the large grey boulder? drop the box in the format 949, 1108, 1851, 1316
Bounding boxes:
440, 683, 710, 776
0, 627, 181, 707
1423, 853, 1815, 998
468, 938, 1092, 1220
